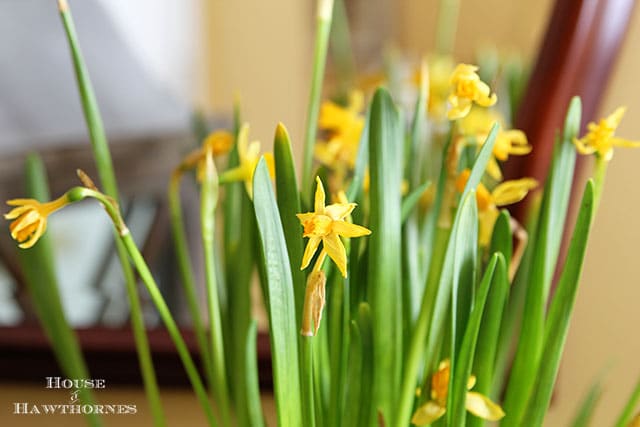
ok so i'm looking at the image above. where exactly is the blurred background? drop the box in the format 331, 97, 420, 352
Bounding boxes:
1, 0, 639, 425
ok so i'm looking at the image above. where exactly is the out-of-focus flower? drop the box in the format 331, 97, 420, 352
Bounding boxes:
573, 107, 640, 161
456, 169, 537, 246
411, 359, 505, 425
297, 177, 371, 278
447, 64, 497, 120
4, 195, 70, 249
219, 124, 274, 198
315, 91, 365, 170
459, 107, 531, 180
427, 55, 455, 118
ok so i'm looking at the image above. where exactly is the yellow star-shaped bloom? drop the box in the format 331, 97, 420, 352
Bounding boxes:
4, 195, 70, 249
220, 124, 274, 198
411, 359, 505, 425
456, 169, 537, 246
459, 107, 532, 180
297, 177, 371, 277
573, 107, 640, 161
447, 64, 497, 120
315, 91, 365, 170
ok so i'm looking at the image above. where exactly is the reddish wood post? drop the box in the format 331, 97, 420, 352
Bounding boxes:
506, 0, 636, 219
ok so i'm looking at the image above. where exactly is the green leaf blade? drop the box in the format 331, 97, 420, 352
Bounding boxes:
367, 88, 404, 423
252, 158, 303, 427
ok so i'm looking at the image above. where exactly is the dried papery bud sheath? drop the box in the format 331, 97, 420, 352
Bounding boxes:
300, 270, 327, 336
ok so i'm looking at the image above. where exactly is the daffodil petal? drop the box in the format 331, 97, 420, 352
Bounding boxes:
611, 137, 640, 148
486, 156, 504, 181
9, 211, 39, 237
19, 219, 46, 249
467, 375, 477, 390
322, 233, 347, 277
411, 401, 446, 426
237, 124, 250, 159
573, 137, 597, 155
314, 177, 326, 213
297, 213, 315, 223
301, 236, 322, 270
4, 205, 30, 220
324, 202, 356, 220
492, 178, 538, 206
6, 198, 37, 206
332, 221, 371, 238
465, 391, 505, 421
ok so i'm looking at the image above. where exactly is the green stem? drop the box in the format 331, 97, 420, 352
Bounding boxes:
395, 226, 451, 427
168, 176, 216, 392
614, 376, 640, 427
58, 2, 164, 425
592, 157, 608, 210
301, 337, 317, 427
302, 0, 335, 202
435, 0, 461, 54
121, 232, 218, 427
70, 187, 217, 426
201, 154, 232, 427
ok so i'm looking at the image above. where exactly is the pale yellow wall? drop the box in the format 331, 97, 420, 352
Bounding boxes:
201, 0, 313, 157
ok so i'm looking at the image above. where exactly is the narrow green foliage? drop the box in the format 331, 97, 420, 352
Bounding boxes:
252, 158, 303, 427
503, 97, 581, 426
469, 250, 509, 427
448, 253, 502, 427
449, 191, 478, 370
223, 113, 257, 427
168, 178, 215, 393
302, 0, 335, 202
355, 303, 375, 427
489, 210, 513, 265
245, 322, 266, 427
614, 374, 640, 427
201, 150, 231, 427
274, 123, 305, 321
396, 124, 499, 427
328, 0, 356, 100
401, 181, 431, 224
120, 233, 217, 426
570, 377, 604, 427
367, 88, 404, 423
18, 154, 102, 427
524, 180, 595, 426
58, 4, 164, 424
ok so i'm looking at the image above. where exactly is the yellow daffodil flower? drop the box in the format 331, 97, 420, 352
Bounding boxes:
459, 107, 531, 180
219, 124, 274, 198
297, 177, 371, 278
447, 64, 497, 121
628, 412, 640, 427
171, 129, 233, 184
456, 169, 537, 246
5, 194, 70, 249
315, 91, 365, 170
203, 130, 234, 156
573, 107, 640, 161
411, 359, 505, 425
